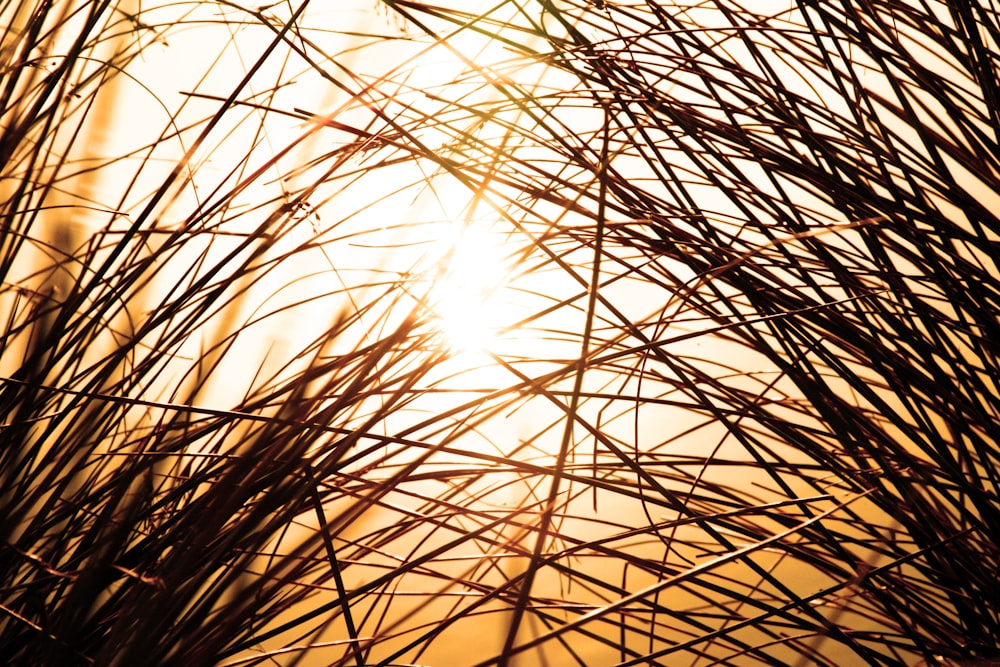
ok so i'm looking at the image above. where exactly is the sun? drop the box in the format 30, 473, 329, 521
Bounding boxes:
428, 221, 512, 355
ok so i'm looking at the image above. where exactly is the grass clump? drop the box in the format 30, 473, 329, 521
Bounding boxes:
1, 0, 998, 665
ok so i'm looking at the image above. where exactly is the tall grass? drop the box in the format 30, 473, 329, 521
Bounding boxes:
1, 0, 998, 665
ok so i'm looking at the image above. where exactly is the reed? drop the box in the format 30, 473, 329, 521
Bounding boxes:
1, 1, 997, 665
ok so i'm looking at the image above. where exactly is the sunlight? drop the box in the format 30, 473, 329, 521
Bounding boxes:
428, 221, 512, 355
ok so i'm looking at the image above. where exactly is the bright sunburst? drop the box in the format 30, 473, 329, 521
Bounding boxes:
428, 221, 512, 355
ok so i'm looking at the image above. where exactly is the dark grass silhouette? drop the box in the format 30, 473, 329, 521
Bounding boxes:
1, 0, 998, 665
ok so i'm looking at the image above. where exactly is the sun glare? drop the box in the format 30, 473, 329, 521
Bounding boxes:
429, 222, 512, 355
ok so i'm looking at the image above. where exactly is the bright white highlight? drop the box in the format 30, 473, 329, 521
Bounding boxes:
430, 223, 511, 354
